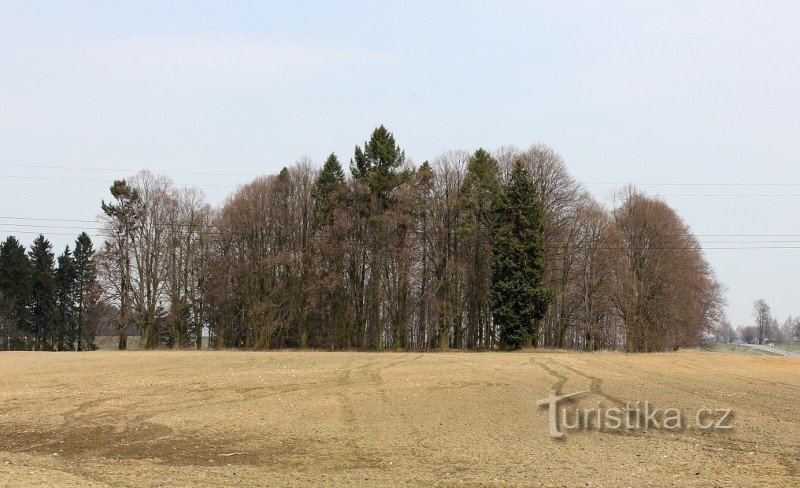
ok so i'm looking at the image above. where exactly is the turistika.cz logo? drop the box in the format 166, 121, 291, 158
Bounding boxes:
536, 390, 733, 439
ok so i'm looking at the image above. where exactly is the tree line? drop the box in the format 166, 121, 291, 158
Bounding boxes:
0, 233, 102, 350
721, 299, 800, 345
1, 126, 726, 352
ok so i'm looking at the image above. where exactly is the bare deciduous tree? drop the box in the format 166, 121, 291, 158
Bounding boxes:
752, 299, 772, 345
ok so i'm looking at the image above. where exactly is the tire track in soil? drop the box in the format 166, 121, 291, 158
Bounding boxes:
348, 355, 428, 466
558, 357, 800, 470
589, 355, 748, 403
673, 357, 800, 393
2, 362, 342, 469
551, 360, 627, 406
587, 354, 800, 452
536, 358, 655, 437
334, 354, 425, 468
531, 358, 568, 393
332, 356, 383, 470
359, 354, 425, 403
663, 358, 800, 472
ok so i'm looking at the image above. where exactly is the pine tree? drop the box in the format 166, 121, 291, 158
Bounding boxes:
29, 235, 57, 351
490, 161, 552, 349
350, 125, 408, 348
350, 125, 407, 204
102, 179, 140, 350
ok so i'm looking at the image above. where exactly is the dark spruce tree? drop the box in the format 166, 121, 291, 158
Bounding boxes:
55, 246, 77, 350
0, 236, 33, 349
310, 153, 350, 349
73, 232, 97, 351
490, 161, 553, 349
311, 153, 346, 229
28, 234, 57, 351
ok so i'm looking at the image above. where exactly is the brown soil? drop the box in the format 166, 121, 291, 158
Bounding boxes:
0, 350, 798, 486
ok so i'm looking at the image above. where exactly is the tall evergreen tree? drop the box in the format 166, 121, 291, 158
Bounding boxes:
0, 236, 32, 349
310, 153, 348, 346
490, 161, 552, 349
55, 246, 77, 350
73, 232, 97, 351
311, 153, 346, 229
350, 125, 407, 204
29, 235, 57, 351
350, 125, 408, 348
457, 149, 502, 348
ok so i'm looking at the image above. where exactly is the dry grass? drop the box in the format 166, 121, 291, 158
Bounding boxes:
0, 350, 798, 487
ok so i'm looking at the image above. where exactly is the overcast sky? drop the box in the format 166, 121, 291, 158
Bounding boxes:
1, 1, 798, 328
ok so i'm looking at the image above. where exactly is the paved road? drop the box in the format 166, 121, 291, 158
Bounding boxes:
740, 343, 800, 358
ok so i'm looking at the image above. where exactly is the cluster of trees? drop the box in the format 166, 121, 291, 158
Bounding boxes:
89, 126, 725, 352
98, 175, 211, 350
731, 299, 800, 345
0, 233, 101, 350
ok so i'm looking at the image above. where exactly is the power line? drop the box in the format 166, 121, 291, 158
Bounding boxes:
644, 194, 800, 197
0, 223, 102, 230
0, 229, 103, 237
586, 182, 800, 187
0, 162, 258, 178
0, 216, 97, 223
0, 174, 237, 188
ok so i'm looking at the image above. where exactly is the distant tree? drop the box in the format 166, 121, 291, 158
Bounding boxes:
739, 325, 757, 344
715, 321, 737, 343
29, 235, 57, 351
769, 317, 781, 344
778, 316, 793, 343
491, 161, 552, 349
752, 299, 771, 345
794, 317, 800, 342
